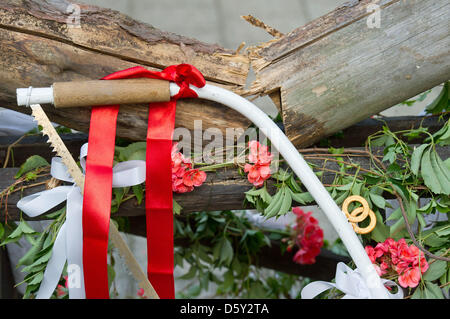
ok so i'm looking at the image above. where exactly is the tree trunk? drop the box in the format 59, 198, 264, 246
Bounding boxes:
0, 0, 250, 141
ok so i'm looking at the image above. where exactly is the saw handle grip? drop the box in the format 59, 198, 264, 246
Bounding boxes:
51, 78, 171, 108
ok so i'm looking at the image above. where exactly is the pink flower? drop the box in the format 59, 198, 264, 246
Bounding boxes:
244, 163, 271, 187
365, 246, 383, 263
398, 267, 421, 288
364, 238, 428, 289
248, 140, 273, 165
244, 141, 272, 188
137, 288, 147, 299
289, 207, 324, 265
56, 284, 66, 297
171, 143, 206, 193
183, 169, 207, 187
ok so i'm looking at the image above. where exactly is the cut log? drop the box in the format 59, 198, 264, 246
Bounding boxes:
2, 145, 448, 219
1, 0, 449, 148
0, 0, 250, 141
249, 0, 450, 148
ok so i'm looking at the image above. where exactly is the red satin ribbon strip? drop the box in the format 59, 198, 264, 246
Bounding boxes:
82, 104, 119, 299
82, 65, 205, 299
146, 100, 176, 299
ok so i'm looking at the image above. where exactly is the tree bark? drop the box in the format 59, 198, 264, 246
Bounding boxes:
249, 0, 450, 148
0, 0, 449, 147
0, 0, 250, 141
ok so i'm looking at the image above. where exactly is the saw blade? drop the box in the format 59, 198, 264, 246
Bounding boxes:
30, 104, 85, 190
30, 104, 158, 299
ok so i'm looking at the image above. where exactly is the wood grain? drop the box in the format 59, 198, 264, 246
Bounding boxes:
0, 0, 251, 141
2, 145, 448, 219
249, 0, 450, 148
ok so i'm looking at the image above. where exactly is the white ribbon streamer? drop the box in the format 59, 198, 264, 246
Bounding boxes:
17, 143, 147, 299
301, 262, 404, 299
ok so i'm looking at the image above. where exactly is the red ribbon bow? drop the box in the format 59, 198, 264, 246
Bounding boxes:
82, 64, 205, 299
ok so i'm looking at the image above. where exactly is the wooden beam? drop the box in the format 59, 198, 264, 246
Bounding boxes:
1, 115, 447, 167
0, 0, 250, 141
249, 0, 450, 148
2, 145, 448, 219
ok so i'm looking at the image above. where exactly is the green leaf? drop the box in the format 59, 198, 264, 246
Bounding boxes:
28, 271, 44, 286
410, 286, 423, 299
425, 82, 448, 115
17, 232, 46, 267
410, 144, 428, 176
424, 281, 444, 299
424, 233, 448, 247
272, 168, 291, 182
5, 220, 37, 244
23, 283, 40, 299
277, 188, 292, 217
435, 225, 450, 237
21, 249, 53, 273
115, 142, 146, 161
289, 176, 301, 193
387, 207, 402, 221
432, 120, 450, 146
369, 193, 386, 210
263, 187, 284, 219
336, 183, 352, 191
0, 223, 4, 239
291, 191, 314, 205
214, 237, 233, 266
245, 187, 262, 196
417, 213, 426, 230
420, 148, 443, 194
19, 220, 37, 234
15, 155, 49, 178
132, 185, 144, 205
173, 199, 182, 215
351, 182, 362, 196
370, 210, 389, 242
334, 191, 349, 206
430, 149, 450, 195
390, 218, 405, 238
247, 281, 267, 299
259, 186, 272, 204
178, 265, 198, 280
423, 260, 447, 281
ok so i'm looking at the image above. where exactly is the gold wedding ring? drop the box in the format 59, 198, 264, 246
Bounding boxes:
342, 195, 377, 234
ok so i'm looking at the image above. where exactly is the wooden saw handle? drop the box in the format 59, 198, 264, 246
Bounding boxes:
52, 78, 170, 108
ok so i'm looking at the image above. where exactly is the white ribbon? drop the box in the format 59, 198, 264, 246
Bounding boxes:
301, 262, 404, 299
17, 143, 146, 299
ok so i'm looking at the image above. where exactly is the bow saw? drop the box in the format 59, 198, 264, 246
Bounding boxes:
17, 77, 390, 299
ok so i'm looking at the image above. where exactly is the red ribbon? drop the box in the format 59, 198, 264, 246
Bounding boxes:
82, 64, 205, 299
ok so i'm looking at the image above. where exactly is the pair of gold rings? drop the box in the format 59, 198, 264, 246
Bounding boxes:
341, 195, 377, 234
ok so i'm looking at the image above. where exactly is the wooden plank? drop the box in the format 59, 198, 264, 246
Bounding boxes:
324, 114, 450, 147
249, 0, 450, 148
0, 0, 250, 141
1, 145, 448, 219
1, 115, 447, 167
